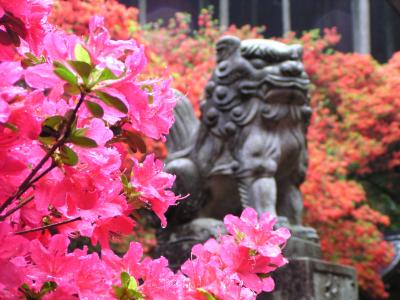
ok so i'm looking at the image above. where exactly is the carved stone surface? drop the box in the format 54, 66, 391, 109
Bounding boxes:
257, 258, 358, 300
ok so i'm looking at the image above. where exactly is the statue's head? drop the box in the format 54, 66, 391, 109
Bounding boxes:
201, 36, 311, 137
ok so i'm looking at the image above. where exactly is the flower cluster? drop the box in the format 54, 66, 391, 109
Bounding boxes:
0, 8, 178, 241
0, 1, 289, 299
182, 209, 290, 299
0, 207, 289, 299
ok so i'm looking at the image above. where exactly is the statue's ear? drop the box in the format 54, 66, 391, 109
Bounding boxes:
215, 35, 241, 62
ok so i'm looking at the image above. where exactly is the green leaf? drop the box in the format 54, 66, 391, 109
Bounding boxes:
69, 136, 98, 148
120, 272, 130, 288
141, 84, 154, 104
89, 68, 124, 88
25, 52, 39, 62
85, 101, 104, 118
64, 83, 81, 95
22, 53, 41, 67
127, 276, 137, 291
257, 273, 270, 279
53, 61, 78, 86
95, 91, 128, 114
68, 60, 93, 84
40, 281, 57, 295
43, 115, 65, 131
197, 288, 216, 300
121, 174, 130, 188
21, 58, 35, 68
2, 122, 18, 131
20, 283, 30, 292
19, 283, 38, 299
60, 145, 78, 166
39, 135, 56, 145
72, 128, 88, 137
96, 67, 118, 82
129, 289, 144, 299
74, 43, 91, 64
53, 61, 66, 69
113, 286, 124, 298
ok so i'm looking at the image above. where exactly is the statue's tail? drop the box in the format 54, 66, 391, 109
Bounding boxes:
166, 90, 200, 159
164, 90, 203, 225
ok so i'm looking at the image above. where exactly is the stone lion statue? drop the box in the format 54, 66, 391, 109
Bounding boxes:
165, 35, 311, 226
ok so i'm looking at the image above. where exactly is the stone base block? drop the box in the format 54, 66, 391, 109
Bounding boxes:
258, 257, 358, 300
284, 236, 322, 259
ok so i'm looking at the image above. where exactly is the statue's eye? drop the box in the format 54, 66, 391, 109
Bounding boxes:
250, 58, 267, 69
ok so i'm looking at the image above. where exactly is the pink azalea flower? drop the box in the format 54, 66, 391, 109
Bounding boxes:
219, 236, 277, 293
0, 257, 29, 300
102, 241, 143, 280
181, 258, 220, 292
0, 98, 10, 122
139, 257, 184, 300
87, 16, 140, 77
0, 0, 51, 60
85, 118, 114, 147
72, 252, 112, 300
112, 79, 176, 141
0, 62, 23, 86
0, 62, 24, 122
29, 235, 78, 288
43, 30, 78, 62
24, 62, 61, 89
182, 257, 257, 300
224, 208, 291, 257
91, 215, 135, 249
0, 222, 29, 260
131, 154, 182, 227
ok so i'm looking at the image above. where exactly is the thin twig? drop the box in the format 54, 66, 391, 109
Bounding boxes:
0, 195, 35, 221
1, 163, 56, 218
14, 217, 82, 235
0, 93, 86, 214
28, 163, 57, 187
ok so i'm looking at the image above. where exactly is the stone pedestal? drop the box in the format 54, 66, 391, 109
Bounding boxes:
258, 257, 358, 300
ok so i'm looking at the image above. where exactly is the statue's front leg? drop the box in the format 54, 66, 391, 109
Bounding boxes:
239, 176, 277, 216
277, 179, 303, 225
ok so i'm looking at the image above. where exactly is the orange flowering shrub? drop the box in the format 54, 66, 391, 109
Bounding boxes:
51, 1, 399, 298
297, 29, 397, 298
50, 0, 141, 41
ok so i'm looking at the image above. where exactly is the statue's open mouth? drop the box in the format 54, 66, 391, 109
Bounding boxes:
264, 74, 310, 91
264, 84, 308, 106
262, 73, 309, 105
